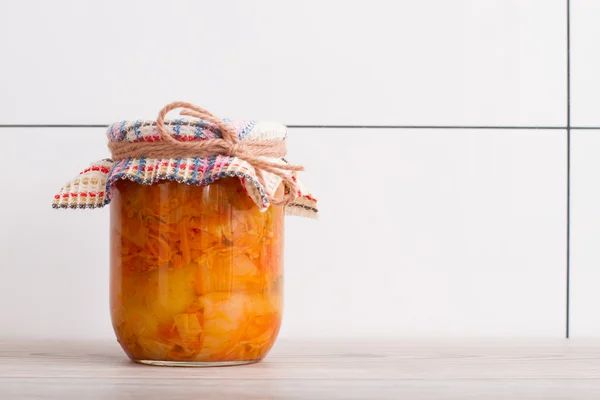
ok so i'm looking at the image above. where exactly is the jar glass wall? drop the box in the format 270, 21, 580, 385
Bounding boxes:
109, 178, 284, 366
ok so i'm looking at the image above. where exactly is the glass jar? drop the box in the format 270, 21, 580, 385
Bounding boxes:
109, 178, 284, 366
52, 101, 317, 367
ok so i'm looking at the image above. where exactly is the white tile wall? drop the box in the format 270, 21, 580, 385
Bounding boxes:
0, 0, 591, 339
571, 0, 600, 127
0, 129, 110, 339
284, 128, 566, 338
571, 130, 600, 337
0, 0, 565, 126
568, 0, 600, 337
0, 128, 565, 338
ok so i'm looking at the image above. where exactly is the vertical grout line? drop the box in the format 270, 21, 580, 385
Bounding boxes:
566, 0, 571, 339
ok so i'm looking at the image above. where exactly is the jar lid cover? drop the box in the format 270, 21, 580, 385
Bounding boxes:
52, 103, 317, 218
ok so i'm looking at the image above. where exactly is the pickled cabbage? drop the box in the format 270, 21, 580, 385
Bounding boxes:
110, 178, 283, 363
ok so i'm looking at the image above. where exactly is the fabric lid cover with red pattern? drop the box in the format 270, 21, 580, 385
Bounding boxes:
52, 102, 317, 218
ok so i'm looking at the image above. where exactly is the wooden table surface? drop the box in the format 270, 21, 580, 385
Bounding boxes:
1, 339, 600, 399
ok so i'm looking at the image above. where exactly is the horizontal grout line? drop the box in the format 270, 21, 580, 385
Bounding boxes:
289, 125, 568, 130
0, 124, 110, 128
0, 124, 600, 130
291, 125, 600, 130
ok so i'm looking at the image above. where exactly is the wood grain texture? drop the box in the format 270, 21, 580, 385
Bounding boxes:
1, 339, 600, 399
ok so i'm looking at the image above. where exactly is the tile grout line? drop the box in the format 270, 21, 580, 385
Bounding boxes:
566, 0, 571, 339
0, 125, 599, 130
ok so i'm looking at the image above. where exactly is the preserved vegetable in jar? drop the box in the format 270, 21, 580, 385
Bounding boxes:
110, 179, 284, 364
53, 102, 317, 366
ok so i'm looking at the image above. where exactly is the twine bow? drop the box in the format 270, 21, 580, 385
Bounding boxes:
108, 102, 304, 205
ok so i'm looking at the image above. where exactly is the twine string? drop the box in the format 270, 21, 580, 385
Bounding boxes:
107, 101, 303, 205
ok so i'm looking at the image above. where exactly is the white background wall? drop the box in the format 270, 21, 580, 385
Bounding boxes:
0, 0, 597, 339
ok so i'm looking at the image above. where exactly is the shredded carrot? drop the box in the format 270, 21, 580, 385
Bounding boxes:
109, 178, 284, 363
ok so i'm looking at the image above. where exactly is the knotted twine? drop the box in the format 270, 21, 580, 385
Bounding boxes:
108, 102, 303, 205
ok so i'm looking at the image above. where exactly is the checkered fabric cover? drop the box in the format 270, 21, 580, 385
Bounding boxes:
52, 118, 317, 218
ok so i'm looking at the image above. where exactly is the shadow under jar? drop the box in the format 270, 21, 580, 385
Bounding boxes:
109, 178, 284, 366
